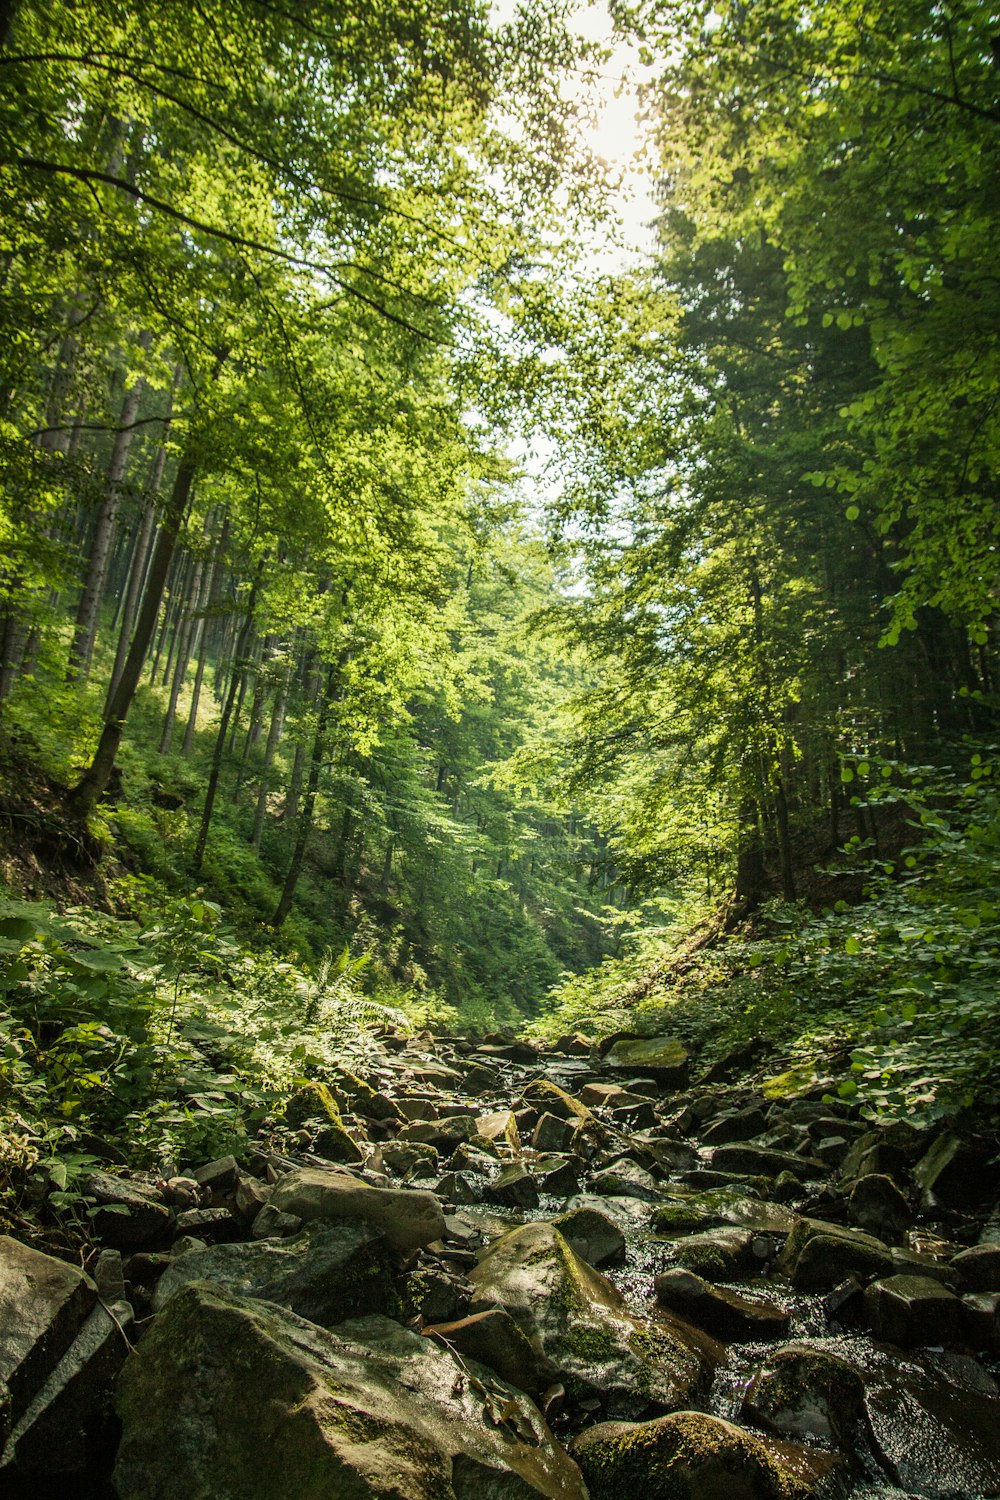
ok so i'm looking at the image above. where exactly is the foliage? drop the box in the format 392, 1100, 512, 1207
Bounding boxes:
535, 755, 1000, 1125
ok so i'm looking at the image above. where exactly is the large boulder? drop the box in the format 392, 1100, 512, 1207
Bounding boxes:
570, 1411, 816, 1499
600, 1036, 689, 1088
863, 1349, 1000, 1494
0, 1237, 97, 1436
268, 1166, 445, 1252
781, 1218, 893, 1291
742, 1344, 865, 1448
862, 1274, 965, 1349
468, 1221, 715, 1417
115, 1285, 588, 1500
152, 1220, 397, 1324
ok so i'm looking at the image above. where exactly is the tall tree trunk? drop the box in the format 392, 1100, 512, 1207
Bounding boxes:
192, 559, 265, 870
159, 553, 206, 753
251, 661, 291, 851
182, 513, 229, 755
70, 453, 197, 816
272, 661, 338, 929
107, 416, 173, 703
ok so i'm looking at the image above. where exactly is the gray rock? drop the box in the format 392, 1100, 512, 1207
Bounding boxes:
115, 1287, 588, 1499
174, 1206, 242, 1243
701, 1106, 768, 1145
782, 1218, 894, 1291
269, 1165, 445, 1252
914, 1132, 999, 1210
1, 1298, 133, 1475
863, 1274, 965, 1348
484, 1165, 539, 1210
153, 1220, 397, 1325
423, 1308, 553, 1396
589, 1160, 663, 1202
83, 1171, 172, 1248
468, 1221, 713, 1417
553, 1205, 626, 1267
709, 1144, 817, 1181
654, 1268, 791, 1341
0, 1236, 97, 1433
532, 1112, 580, 1154
251, 1204, 302, 1239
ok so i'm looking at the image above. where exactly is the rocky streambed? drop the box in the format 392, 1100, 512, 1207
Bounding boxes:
2, 1028, 999, 1498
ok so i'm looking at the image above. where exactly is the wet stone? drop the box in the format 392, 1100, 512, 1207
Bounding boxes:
742, 1343, 865, 1448
553, 1206, 626, 1268
654, 1268, 791, 1342
863, 1274, 965, 1349
949, 1240, 1000, 1292
666, 1227, 758, 1281
484, 1164, 539, 1210
847, 1172, 911, 1242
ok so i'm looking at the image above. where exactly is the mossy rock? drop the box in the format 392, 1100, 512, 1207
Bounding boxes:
283, 1081, 342, 1129
572, 1411, 811, 1499
601, 1036, 689, 1087
743, 1344, 865, 1447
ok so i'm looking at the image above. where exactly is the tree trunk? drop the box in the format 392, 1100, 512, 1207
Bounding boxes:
159, 553, 205, 753
70, 453, 197, 816
66, 332, 150, 682
272, 661, 338, 929
251, 660, 291, 851
192, 559, 265, 869
182, 513, 229, 756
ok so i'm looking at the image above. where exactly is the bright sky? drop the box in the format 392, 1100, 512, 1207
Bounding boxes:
491, 0, 659, 272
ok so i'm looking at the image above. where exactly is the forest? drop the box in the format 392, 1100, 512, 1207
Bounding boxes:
0, 1, 999, 1493
1, 2, 1000, 1500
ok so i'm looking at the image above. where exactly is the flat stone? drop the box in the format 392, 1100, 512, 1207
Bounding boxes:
701, 1107, 768, 1145
191, 1155, 240, 1191
709, 1144, 816, 1181
153, 1220, 397, 1325
115, 1288, 588, 1499
520, 1079, 596, 1125
667, 1228, 758, 1280
268, 1166, 445, 1253
590, 1161, 663, 1202
600, 1035, 689, 1088
0, 1237, 97, 1431
423, 1308, 552, 1396
476, 1110, 521, 1153
174, 1207, 242, 1243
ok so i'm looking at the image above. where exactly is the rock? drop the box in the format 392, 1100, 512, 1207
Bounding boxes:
457, 1062, 500, 1095
476, 1110, 521, 1153
950, 1241, 1000, 1292
269, 1166, 445, 1253
914, 1131, 999, 1210
152, 1220, 397, 1325
469, 1222, 713, 1417
742, 1344, 865, 1447
535, 1156, 581, 1196
233, 1171, 270, 1221
650, 1187, 795, 1239
1, 1297, 133, 1477
553, 1032, 593, 1056
334, 1069, 406, 1124
382, 1141, 440, 1177
115, 1286, 588, 1499
251, 1204, 302, 1239
782, 1218, 894, 1290
311, 1119, 367, 1165
191, 1154, 240, 1192
83, 1171, 173, 1248
570, 1410, 813, 1499
863, 1274, 965, 1348
423, 1308, 552, 1395
484, 1165, 539, 1210
600, 1035, 689, 1088
173, 1206, 242, 1243
403, 1266, 472, 1324
864, 1351, 1000, 1495
709, 1145, 816, 1181
447, 1142, 499, 1176
654, 1269, 790, 1342
846, 1173, 910, 1242
590, 1160, 663, 1202
667, 1227, 758, 1280
701, 1106, 768, 1145
0, 1236, 98, 1432
434, 1171, 483, 1206
282, 1080, 343, 1127
963, 1291, 1000, 1351
532, 1112, 581, 1154
553, 1206, 626, 1267
520, 1079, 596, 1125
399, 1116, 483, 1151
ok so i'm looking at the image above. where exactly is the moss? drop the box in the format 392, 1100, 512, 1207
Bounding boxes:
576, 1412, 802, 1500
283, 1082, 342, 1128
564, 1321, 619, 1364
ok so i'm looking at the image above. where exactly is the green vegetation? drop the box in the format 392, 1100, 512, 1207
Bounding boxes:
1, 0, 998, 1216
